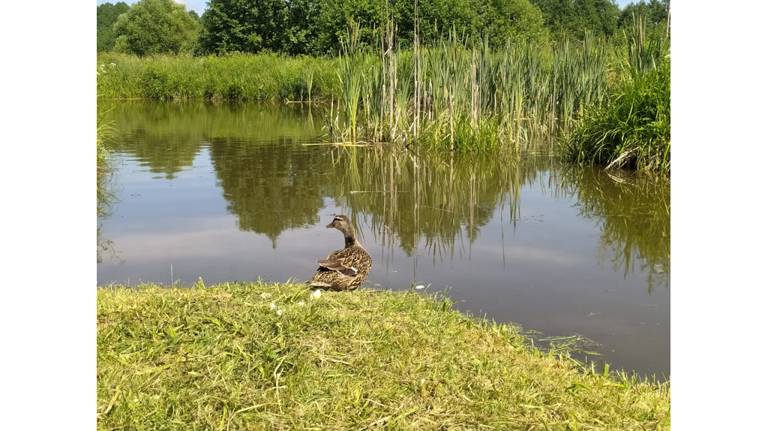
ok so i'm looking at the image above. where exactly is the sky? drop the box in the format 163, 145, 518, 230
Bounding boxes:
98, 0, 638, 16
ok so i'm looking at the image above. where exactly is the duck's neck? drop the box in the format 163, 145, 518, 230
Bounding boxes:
341, 227, 358, 248
344, 235, 357, 248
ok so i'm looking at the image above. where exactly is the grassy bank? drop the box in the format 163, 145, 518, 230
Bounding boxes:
97, 53, 340, 102
98, 282, 669, 429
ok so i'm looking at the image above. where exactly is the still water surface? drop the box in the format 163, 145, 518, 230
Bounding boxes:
98, 102, 670, 378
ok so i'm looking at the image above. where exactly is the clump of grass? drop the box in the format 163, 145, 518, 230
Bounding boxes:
97, 53, 340, 102
98, 282, 669, 430
566, 17, 670, 173
97, 107, 116, 217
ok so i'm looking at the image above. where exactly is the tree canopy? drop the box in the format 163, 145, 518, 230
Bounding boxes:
619, 0, 669, 29
97, 2, 130, 52
531, 0, 620, 39
113, 0, 201, 56
99, 0, 668, 56
197, 0, 548, 56
197, 0, 288, 55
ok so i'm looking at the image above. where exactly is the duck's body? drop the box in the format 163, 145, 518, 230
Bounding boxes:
309, 215, 372, 291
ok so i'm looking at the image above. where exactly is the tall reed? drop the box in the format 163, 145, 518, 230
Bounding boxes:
327, 20, 610, 153
566, 16, 670, 173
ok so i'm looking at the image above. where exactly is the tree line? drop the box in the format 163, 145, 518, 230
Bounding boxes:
97, 0, 669, 56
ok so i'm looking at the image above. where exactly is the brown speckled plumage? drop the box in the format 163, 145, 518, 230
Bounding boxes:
309, 215, 372, 291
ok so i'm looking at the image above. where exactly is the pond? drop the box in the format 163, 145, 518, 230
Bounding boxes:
98, 102, 670, 379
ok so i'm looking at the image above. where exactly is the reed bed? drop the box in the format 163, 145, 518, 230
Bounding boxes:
327, 27, 611, 153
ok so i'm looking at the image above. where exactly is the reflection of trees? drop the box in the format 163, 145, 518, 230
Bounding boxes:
556, 167, 670, 291
119, 130, 202, 179
327, 148, 544, 256
103, 101, 670, 290
209, 139, 328, 245
106, 101, 322, 179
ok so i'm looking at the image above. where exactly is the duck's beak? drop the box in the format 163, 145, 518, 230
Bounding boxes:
326, 221, 335, 228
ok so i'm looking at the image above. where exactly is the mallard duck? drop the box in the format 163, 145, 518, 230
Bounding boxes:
309, 215, 372, 291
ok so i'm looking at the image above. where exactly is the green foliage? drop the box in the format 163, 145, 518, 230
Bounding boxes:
113, 0, 201, 56
97, 53, 340, 102
566, 17, 670, 172
98, 282, 670, 429
198, 0, 288, 55
532, 0, 620, 39
97, 2, 130, 52
619, 0, 669, 29
477, 0, 549, 47
195, 0, 548, 56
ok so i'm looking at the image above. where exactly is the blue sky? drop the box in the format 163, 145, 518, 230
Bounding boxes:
99, 0, 637, 16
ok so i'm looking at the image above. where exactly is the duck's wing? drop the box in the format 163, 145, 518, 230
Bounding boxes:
317, 247, 363, 277
317, 258, 358, 276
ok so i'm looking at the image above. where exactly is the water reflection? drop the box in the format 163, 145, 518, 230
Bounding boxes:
557, 168, 670, 291
103, 101, 669, 287
209, 138, 328, 245
99, 102, 670, 377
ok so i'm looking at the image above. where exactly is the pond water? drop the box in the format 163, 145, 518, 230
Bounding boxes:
98, 102, 670, 379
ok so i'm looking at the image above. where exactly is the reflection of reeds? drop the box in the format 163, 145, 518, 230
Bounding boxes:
97, 107, 116, 218
97, 106, 118, 262
556, 166, 670, 292
328, 147, 542, 256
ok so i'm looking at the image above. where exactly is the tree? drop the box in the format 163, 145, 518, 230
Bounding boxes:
97, 2, 130, 51
306, 0, 549, 55
198, 0, 289, 55
477, 0, 548, 47
531, 0, 620, 39
113, 0, 201, 56
619, 0, 669, 29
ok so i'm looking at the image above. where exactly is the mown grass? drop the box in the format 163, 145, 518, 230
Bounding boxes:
98, 282, 669, 430
97, 53, 340, 102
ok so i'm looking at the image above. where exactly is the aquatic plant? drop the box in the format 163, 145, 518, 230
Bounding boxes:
328, 21, 610, 152
97, 106, 116, 217
565, 16, 670, 173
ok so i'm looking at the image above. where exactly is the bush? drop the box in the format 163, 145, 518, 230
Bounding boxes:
566, 60, 669, 172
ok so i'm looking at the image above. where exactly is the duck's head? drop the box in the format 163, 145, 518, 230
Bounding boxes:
326, 214, 351, 230
327, 215, 357, 242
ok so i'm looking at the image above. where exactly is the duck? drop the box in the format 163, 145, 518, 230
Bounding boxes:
309, 215, 372, 291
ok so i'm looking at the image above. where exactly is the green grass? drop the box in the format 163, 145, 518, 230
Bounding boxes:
97, 53, 340, 102
98, 282, 669, 430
